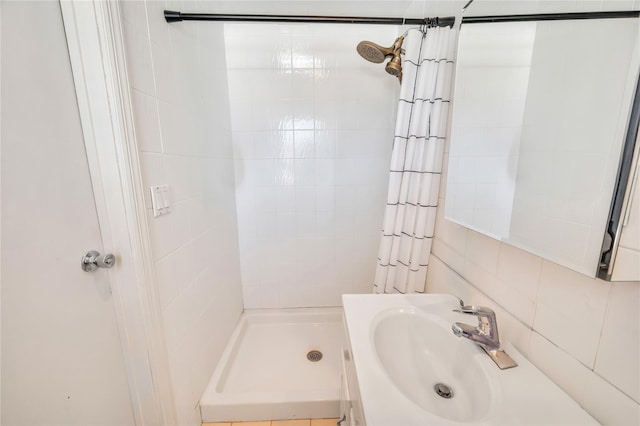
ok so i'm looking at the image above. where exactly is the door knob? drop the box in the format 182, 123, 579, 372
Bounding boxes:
81, 250, 116, 272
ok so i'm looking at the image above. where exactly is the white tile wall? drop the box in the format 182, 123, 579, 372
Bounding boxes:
225, 23, 400, 308
594, 281, 640, 402
431, 126, 640, 425
535, 261, 610, 367
121, 2, 243, 425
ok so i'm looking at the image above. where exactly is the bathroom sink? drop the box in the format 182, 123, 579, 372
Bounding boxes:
342, 294, 599, 426
372, 308, 496, 422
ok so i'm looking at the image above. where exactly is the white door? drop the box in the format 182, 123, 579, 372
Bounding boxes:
1, 2, 135, 424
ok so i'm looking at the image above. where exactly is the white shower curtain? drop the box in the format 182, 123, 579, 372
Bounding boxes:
374, 25, 458, 294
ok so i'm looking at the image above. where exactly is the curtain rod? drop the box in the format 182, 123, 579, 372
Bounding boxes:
164, 10, 639, 26
163, 10, 455, 27
462, 10, 639, 24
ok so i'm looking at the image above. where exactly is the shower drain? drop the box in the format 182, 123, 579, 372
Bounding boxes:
306, 350, 323, 362
434, 383, 454, 399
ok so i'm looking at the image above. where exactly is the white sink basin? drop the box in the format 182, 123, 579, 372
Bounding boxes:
343, 293, 599, 426
373, 307, 496, 422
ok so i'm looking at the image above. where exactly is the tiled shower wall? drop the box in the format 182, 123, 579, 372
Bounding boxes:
121, 2, 244, 424
225, 24, 401, 308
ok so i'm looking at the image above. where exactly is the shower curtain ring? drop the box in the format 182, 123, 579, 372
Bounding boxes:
423, 17, 439, 29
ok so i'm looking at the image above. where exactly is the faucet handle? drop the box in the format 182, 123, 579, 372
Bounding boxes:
454, 305, 499, 342
453, 305, 495, 317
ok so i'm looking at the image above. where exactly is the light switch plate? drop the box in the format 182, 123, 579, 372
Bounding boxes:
150, 185, 170, 217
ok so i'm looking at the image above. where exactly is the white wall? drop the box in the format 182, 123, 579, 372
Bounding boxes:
225, 23, 399, 308
1, 2, 134, 424
120, 2, 243, 424
430, 103, 640, 426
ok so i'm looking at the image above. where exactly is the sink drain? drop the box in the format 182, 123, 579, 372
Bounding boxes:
434, 383, 454, 399
306, 350, 323, 362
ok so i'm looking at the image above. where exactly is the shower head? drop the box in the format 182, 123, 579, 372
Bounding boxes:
356, 40, 395, 63
385, 55, 402, 78
356, 36, 404, 64
357, 36, 404, 83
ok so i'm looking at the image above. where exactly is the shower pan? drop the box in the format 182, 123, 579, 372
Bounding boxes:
200, 308, 344, 422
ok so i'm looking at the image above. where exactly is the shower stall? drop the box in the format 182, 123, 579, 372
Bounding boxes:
110, 2, 413, 423
200, 18, 407, 422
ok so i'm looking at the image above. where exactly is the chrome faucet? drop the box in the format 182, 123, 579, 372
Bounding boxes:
452, 305, 501, 351
452, 305, 518, 369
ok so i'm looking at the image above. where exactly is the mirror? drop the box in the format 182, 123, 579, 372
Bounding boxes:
445, 18, 640, 277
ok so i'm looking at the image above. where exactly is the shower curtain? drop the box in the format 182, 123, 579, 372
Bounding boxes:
373, 25, 458, 294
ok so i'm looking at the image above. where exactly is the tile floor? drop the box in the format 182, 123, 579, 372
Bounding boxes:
203, 419, 338, 426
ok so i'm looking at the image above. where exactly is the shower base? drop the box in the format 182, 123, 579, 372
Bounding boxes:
199, 307, 344, 422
